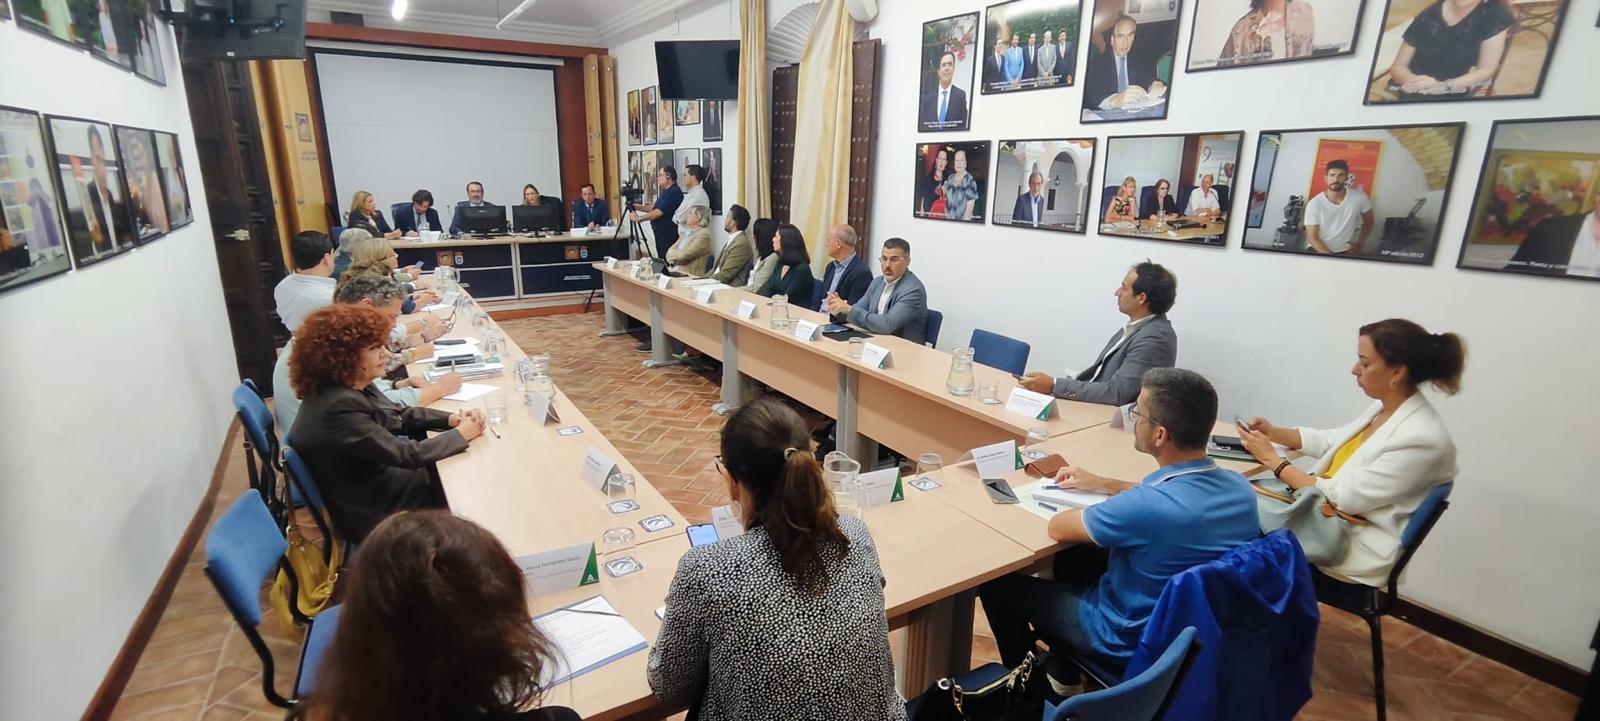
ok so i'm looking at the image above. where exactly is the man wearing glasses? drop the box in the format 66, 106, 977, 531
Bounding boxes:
978, 368, 1259, 694
823, 237, 928, 344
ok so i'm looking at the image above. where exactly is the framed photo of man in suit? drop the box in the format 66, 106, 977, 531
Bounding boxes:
918, 12, 979, 132
982, 0, 1084, 94
1458, 115, 1600, 281
703, 100, 724, 142
45, 115, 137, 268
1080, 0, 1184, 123
992, 138, 1097, 233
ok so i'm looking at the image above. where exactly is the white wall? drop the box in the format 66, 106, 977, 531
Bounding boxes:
864, 0, 1600, 669
0, 20, 237, 720
608, 0, 743, 254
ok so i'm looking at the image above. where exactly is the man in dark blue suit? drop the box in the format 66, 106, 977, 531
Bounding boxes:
918, 50, 969, 131
1011, 171, 1047, 228
816, 223, 872, 323
571, 183, 611, 231
394, 189, 444, 236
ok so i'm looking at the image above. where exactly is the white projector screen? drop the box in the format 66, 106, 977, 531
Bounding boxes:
313, 50, 563, 229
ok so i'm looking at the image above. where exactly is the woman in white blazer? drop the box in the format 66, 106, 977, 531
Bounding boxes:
1238, 319, 1466, 586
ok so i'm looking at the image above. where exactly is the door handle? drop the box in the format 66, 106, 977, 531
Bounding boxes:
228, 229, 250, 242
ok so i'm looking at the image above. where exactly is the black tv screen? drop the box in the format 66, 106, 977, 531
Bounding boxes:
182, 0, 307, 61
656, 40, 740, 100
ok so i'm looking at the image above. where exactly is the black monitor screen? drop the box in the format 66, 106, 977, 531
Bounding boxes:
656, 41, 740, 100
182, 0, 308, 60
513, 204, 560, 233
458, 206, 506, 235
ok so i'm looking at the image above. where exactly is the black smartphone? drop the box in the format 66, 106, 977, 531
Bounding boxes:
982, 478, 1020, 504
435, 338, 467, 346
686, 523, 719, 547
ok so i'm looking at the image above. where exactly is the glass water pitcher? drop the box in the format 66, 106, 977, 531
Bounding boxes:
946, 347, 976, 397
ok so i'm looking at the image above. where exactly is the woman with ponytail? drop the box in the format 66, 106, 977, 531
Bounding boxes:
1237, 319, 1465, 585
647, 398, 904, 721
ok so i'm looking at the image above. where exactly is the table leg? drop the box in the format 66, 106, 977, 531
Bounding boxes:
713, 319, 746, 415
835, 365, 862, 459
641, 292, 679, 368
599, 274, 630, 337
899, 591, 977, 696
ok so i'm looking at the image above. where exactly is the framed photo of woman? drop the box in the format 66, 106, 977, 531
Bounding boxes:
913, 141, 991, 223
1363, 0, 1570, 104
1187, 0, 1369, 71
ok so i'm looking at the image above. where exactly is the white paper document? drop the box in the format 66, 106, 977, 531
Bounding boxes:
1013, 479, 1111, 521
533, 595, 649, 685
442, 383, 497, 402
421, 302, 453, 313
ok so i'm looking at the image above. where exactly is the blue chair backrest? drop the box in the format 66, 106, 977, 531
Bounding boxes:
233, 382, 276, 460
969, 328, 1030, 376
1215, 184, 1231, 213
281, 446, 327, 512
206, 489, 287, 627
1100, 186, 1119, 220
924, 309, 944, 348
1401, 481, 1453, 550
1048, 627, 1199, 720
391, 202, 409, 220
295, 604, 343, 697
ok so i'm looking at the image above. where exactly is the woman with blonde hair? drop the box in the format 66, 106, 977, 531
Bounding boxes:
1105, 176, 1139, 223
346, 190, 402, 239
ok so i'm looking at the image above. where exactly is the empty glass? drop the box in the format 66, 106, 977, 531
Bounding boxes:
916, 453, 944, 479
514, 357, 537, 393
528, 352, 552, 376
484, 393, 508, 431
1027, 426, 1050, 447
526, 373, 555, 402
484, 331, 505, 359
978, 379, 1001, 405
601, 527, 636, 556
946, 347, 976, 397
848, 337, 865, 360
824, 455, 865, 521
607, 473, 637, 508
770, 294, 791, 330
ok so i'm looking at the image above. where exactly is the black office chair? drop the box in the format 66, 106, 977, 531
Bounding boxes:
1314, 482, 1453, 721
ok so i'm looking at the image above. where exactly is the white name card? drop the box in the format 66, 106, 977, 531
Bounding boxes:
582, 447, 620, 491
793, 320, 820, 341
735, 300, 758, 319
517, 542, 600, 596
1110, 402, 1136, 433
1004, 387, 1058, 421
971, 439, 1023, 479
860, 342, 892, 369
857, 467, 905, 507
527, 392, 562, 425
656, 274, 672, 290
605, 256, 619, 269
694, 287, 716, 304
710, 504, 746, 539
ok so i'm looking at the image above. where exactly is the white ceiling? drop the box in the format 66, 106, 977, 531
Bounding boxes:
309, 0, 721, 46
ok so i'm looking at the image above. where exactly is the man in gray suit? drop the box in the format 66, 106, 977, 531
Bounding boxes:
824, 237, 928, 344
1019, 261, 1177, 405
1038, 30, 1060, 82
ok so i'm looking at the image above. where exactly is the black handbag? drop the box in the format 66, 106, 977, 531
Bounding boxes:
909, 650, 1049, 721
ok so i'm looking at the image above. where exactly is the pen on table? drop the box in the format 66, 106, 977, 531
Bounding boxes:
1036, 501, 1060, 512
488, 425, 502, 439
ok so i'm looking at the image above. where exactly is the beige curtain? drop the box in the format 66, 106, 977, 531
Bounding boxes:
790, 0, 856, 275
737, 0, 771, 219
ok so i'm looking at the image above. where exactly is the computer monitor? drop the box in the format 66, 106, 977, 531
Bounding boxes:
458, 206, 506, 236
513, 204, 560, 233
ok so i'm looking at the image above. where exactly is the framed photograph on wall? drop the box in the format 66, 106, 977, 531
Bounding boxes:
130, 6, 167, 85
1188, 0, 1367, 71
15, 0, 82, 48
1241, 122, 1464, 264
917, 12, 980, 132
45, 115, 137, 267
913, 141, 991, 223
153, 131, 192, 228
0, 106, 72, 294
112, 125, 169, 242
1457, 115, 1600, 281
642, 86, 658, 146
702, 147, 723, 214
627, 90, 641, 146
991, 138, 1098, 233
656, 150, 675, 190
1080, 0, 1184, 123
627, 151, 642, 191
702, 100, 723, 142
640, 150, 659, 203
674, 148, 701, 189
1098, 131, 1244, 246
1363, 0, 1569, 105
1, 0, 11, 21
981, 0, 1084, 94
674, 100, 700, 126
657, 93, 675, 144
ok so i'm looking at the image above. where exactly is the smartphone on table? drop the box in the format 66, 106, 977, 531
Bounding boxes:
982, 478, 1020, 504
686, 523, 719, 547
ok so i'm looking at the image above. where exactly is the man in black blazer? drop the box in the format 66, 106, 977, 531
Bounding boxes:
816, 223, 873, 322
394, 189, 445, 235
918, 50, 969, 131
1019, 262, 1180, 405
983, 36, 1010, 92
1081, 15, 1164, 112
1011, 171, 1047, 227
1506, 206, 1598, 277
448, 181, 497, 235
1022, 33, 1040, 81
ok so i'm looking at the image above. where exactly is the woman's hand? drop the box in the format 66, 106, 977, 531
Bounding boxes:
1245, 416, 1277, 435
1239, 427, 1285, 467
385, 230, 402, 240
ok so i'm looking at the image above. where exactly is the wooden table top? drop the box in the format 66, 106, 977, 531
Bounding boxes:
392, 230, 622, 248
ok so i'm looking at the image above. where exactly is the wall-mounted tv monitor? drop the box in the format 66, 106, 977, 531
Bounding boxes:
182, 0, 308, 61
656, 40, 740, 100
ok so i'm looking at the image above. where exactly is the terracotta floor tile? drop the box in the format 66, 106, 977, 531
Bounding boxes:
123, 648, 225, 697
140, 625, 229, 667
198, 705, 251, 721
109, 678, 212, 720
1448, 654, 1536, 702
1397, 632, 1477, 677
1506, 679, 1581, 719
132, 703, 205, 721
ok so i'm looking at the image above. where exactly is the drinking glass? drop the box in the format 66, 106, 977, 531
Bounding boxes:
484, 393, 508, 431
848, 337, 865, 360
916, 453, 944, 479
1027, 426, 1050, 447
514, 357, 536, 393
484, 332, 505, 359
528, 352, 552, 376
607, 473, 637, 508
601, 527, 636, 556
770, 295, 791, 330
527, 373, 555, 402
978, 379, 1000, 405
824, 455, 864, 521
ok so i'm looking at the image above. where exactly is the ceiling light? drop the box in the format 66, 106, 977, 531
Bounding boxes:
496, 0, 539, 29
391, 0, 407, 21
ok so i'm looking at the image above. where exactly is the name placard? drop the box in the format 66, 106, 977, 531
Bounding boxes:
857, 467, 905, 507
793, 320, 820, 341
656, 274, 672, 290
582, 447, 620, 491
604, 256, 619, 269
694, 287, 716, 304
1004, 387, 1058, 421
710, 504, 745, 539
528, 392, 562, 425
860, 342, 892, 369
517, 542, 600, 596
971, 439, 1023, 479
735, 300, 758, 319
1110, 402, 1136, 433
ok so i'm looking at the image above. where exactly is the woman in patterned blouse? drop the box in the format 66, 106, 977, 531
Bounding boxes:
647, 398, 905, 720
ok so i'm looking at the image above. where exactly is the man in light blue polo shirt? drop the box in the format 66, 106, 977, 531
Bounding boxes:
979, 367, 1259, 685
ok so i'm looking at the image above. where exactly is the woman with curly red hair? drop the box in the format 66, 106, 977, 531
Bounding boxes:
287, 304, 484, 543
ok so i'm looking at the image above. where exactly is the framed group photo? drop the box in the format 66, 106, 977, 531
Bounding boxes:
914, 141, 992, 223
991, 138, 1098, 233
1364, 0, 1570, 104
1457, 115, 1600, 281
1080, 0, 1184, 123
1187, 0, 1368, 71
46, 115, 138, 267
1242, 122, 1465, 264
0, 106, 71, 295
1099, 131, 1244, 246
917, 12, 980, 132
981, 0, 1084, 94
15, 0, 166, 84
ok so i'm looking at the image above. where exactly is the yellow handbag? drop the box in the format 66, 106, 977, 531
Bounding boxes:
268, 508, 342, 629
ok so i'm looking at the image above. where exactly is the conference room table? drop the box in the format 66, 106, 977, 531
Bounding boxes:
1100, 215, 1227, 244
594, 259, 1113, 465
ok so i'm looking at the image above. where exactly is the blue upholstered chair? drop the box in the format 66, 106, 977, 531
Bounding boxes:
969, 328, 1031, 376
232, 382, 283, 521
923, 309, 944, 348
1045, 627, 1200, 721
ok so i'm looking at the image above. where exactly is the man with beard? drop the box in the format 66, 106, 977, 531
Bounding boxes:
1304, 159, 1374, 255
